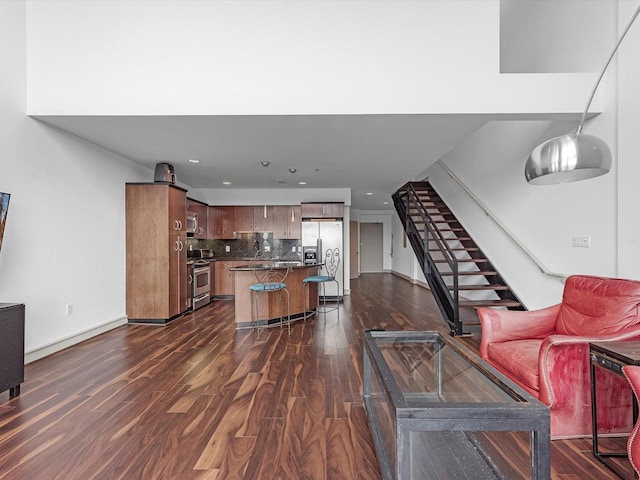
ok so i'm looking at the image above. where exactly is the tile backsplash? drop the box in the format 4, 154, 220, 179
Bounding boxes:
187, 233, 302, 260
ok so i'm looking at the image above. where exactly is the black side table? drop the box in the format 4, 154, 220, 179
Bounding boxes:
590, 341, 640, 479
0, 303, 25, 399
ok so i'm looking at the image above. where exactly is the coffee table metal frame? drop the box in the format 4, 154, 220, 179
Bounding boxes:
363, 330, 551, 480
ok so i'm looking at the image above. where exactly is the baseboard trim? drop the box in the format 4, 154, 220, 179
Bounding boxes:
391, 270, 430, 290
25, 315, 128, 364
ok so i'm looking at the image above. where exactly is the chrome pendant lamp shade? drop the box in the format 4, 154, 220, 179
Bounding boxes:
525, 4, 640, 185
525, 133, 612, 185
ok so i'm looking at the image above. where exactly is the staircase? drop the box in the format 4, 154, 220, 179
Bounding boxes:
392, 180, 524, 336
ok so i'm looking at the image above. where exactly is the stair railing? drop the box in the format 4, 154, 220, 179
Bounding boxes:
395, 182, 463, 335
436, 160, 566, 280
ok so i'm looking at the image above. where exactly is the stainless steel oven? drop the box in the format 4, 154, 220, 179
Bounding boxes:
192, 262, 211, 310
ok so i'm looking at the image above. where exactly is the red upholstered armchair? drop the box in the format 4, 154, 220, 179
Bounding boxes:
478, 275, 640, 438
623, 365, 640, 477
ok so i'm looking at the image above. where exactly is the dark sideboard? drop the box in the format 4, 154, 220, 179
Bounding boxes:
0, 303, 25, 398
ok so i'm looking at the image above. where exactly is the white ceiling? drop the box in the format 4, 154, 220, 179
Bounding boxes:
35, 114, 493, 210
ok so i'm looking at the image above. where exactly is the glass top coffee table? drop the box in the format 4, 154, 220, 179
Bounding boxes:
363, 330, 550, 480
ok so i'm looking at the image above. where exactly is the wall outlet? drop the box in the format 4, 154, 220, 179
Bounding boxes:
572, 236, 591, 248
65, 303, 73, 315
225, 245, 230, 252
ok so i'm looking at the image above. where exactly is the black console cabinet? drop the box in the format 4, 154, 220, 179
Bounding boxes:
0, 303, 25, 398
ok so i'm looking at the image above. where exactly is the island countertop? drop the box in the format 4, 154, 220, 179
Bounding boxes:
230, 261, 322, 271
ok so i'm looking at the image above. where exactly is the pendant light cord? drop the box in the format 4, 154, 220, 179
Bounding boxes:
577, 4, 640, 134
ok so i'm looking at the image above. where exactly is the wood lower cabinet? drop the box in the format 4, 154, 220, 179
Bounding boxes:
214, 260, 245, 296
126, 183, 189, 323
0, 303, 25, 398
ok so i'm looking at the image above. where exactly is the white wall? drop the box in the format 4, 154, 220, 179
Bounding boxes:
0, 2, 150, 361
617, 0, 640, 278
26, 0, 597, 117
390, 212, 427, 286
500, 0, 613, 73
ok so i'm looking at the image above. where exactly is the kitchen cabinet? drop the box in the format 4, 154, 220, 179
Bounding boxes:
301, 202, 344, 219
253, 206, 274, 232
208, 206, 234, 239
187, 198, 208, 238
233, 206, 254, 232
272, 205, 301, 239
214, 260, 244, 296
0, 303, 25, 398
126, 183, 189, 323
233, 206, 274, 233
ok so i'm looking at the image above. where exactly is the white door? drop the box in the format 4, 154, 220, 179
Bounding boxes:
360, 223, 383, 273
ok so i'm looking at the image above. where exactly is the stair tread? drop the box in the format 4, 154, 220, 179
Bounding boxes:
459, 299, 522, 307
454, 284, 510, 291
433, 258, 487, 263
440, 271, 498, 276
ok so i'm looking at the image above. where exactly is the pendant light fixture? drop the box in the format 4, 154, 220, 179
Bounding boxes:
525, 4, 640, 185
261, 161, 269, 218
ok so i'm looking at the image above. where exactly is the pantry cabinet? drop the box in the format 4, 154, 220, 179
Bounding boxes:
126, 183, 189, 323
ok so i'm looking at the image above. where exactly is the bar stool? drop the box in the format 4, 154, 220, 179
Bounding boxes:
249, 257, 291, 335
302, 248, 340, 321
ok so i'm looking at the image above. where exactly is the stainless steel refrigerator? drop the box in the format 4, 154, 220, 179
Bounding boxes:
302, 220, 344, 300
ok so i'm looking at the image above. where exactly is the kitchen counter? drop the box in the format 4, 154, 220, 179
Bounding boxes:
230, 261, 319, 271
232, 263, 321, 329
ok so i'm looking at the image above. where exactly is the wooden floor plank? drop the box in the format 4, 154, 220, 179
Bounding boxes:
0, 273, 634, 479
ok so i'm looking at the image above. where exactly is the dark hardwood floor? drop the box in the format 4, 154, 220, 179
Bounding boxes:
0, 273, 634, 479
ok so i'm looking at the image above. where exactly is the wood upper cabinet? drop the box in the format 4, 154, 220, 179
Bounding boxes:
187, 198, 208, 238
301, 202, 344, 219
272, 205, 301, 239
208, 206, 234, 239
233, 206, 254, 232
253, 206, 274, 232
126, 183, 189, 323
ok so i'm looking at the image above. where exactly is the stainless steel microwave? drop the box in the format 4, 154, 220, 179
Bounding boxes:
186, 211, 198, 234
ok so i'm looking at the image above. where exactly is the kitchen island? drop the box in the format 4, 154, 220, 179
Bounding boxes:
231, 262, 321, 329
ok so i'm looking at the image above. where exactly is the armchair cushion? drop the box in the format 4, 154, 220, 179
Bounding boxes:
556, 275, 640, 336
487, 339, 542, 394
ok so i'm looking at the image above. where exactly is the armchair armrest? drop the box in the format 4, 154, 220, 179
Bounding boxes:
478, 304, 560, 360
539, 329, 640, 407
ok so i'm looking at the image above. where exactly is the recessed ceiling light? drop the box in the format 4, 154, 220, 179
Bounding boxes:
298, 181, 307, 185
383, 201, 389, 205
223, 181, 231, 185
289, 168, 297, 174
188, 159, 200, 164
261, 161, 270, 167
366, 192, 373, 196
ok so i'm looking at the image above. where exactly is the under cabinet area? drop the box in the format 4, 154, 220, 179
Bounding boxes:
0, 303, 25, 398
